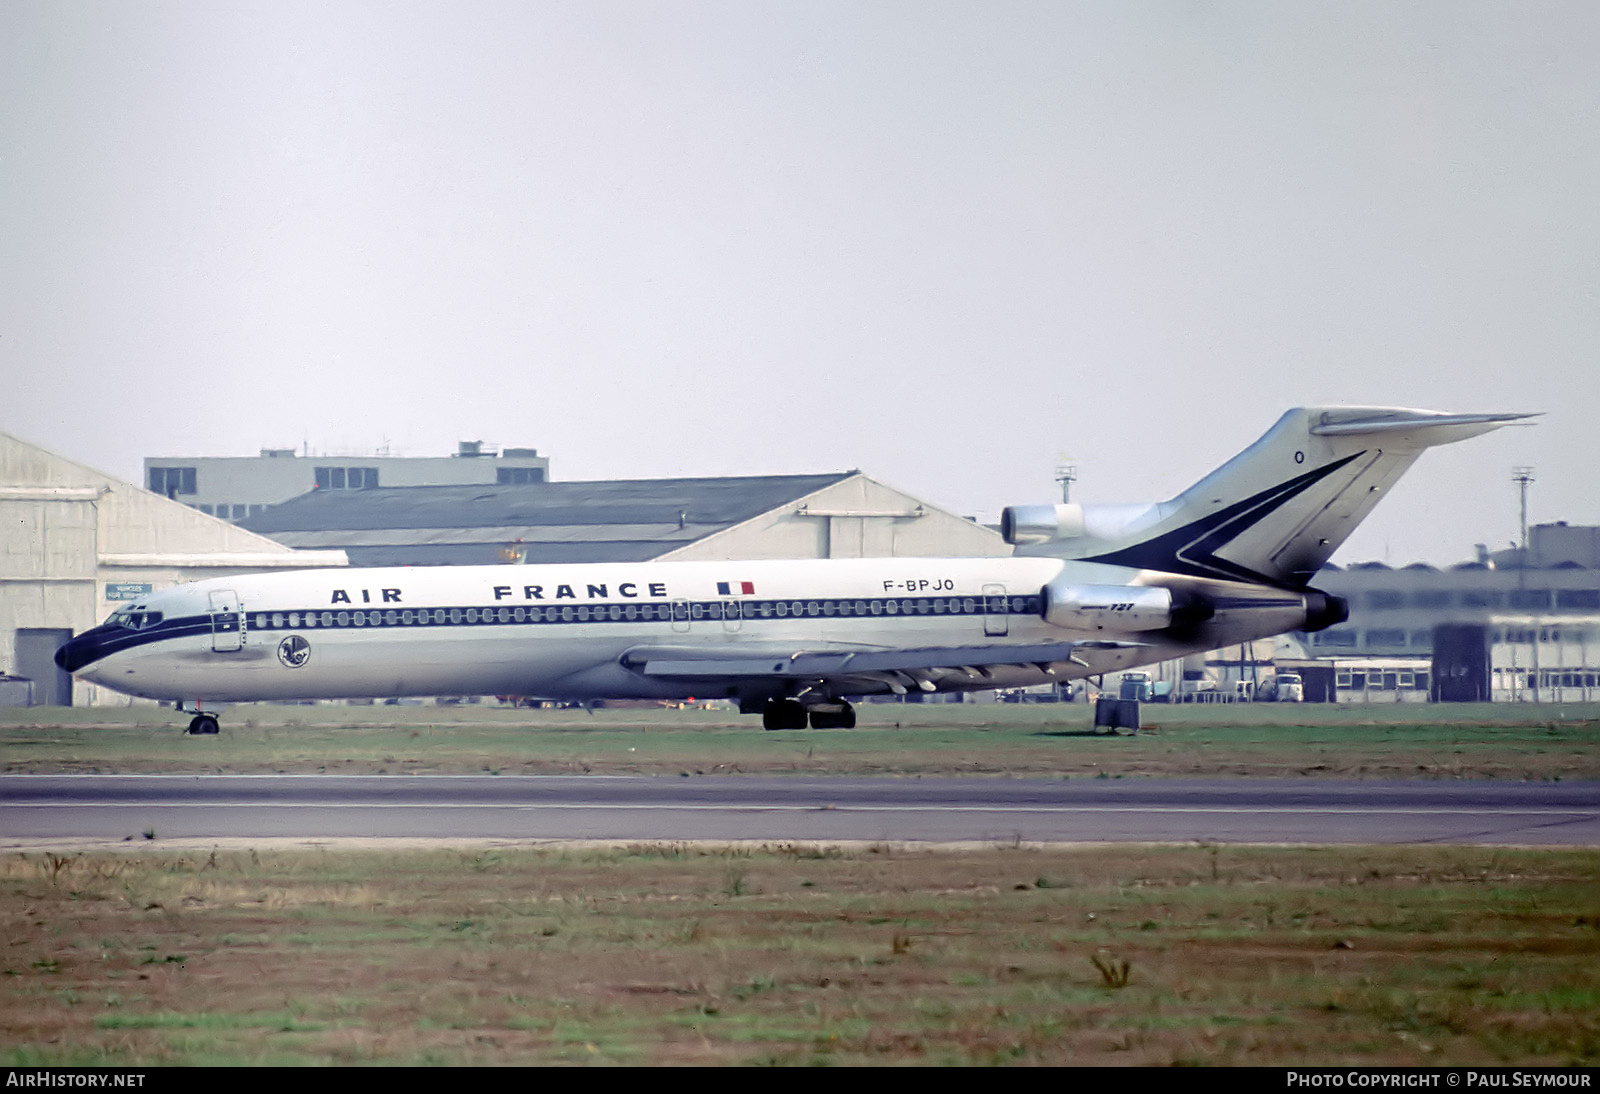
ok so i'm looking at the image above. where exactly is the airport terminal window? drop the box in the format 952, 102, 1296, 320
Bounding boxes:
1366, 591, 1405, 610
1364, 629, 1407, 647
1557, 589, 1600, 610
1411, 590, 1452, 609
497, 467, 545, 485
148, 466, 196, 496
1509, 589, 1553, 610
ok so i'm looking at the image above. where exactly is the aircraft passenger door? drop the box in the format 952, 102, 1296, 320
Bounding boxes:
722, 600, 742, 633
982, 583, 1009, 637
670, 599, 691, 634
209, 589, 243, 652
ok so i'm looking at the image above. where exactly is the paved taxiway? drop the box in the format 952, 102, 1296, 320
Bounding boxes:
3, 775, 1597, 846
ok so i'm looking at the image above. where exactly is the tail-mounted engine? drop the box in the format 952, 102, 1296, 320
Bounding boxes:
1038, 577, 1345, 639
1301, 590, 1349, 633
1040, 581, 1186, 633
1000, 502, 1159, 550
1001, 504, 1086, 546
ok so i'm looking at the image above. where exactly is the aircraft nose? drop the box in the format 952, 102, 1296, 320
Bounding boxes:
55, 631, 106, 674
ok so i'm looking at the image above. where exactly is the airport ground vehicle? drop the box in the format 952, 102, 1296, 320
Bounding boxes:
1273, 672, 1304, 702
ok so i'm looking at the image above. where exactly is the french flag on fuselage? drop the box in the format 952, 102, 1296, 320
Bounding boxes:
716, 580, 756, 596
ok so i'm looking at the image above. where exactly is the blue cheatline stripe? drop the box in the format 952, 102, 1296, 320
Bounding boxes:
55, 617, 214, 671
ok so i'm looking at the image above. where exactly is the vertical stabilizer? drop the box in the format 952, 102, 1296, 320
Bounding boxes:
1046, 407, 1534, 588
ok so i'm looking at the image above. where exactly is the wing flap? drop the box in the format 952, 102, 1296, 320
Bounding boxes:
623, 641, 1142, 680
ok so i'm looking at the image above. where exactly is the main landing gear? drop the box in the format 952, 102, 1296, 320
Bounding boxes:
761, 699, 856, 731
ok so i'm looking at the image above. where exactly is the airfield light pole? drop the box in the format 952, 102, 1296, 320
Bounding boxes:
1053, 458, 1080, 699
1511, 466, 1535, 555
1054, 462, 1078, 504
1510, 466, 1538, 701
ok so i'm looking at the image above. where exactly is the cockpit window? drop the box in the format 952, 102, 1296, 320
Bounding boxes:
105, 608, 163, 630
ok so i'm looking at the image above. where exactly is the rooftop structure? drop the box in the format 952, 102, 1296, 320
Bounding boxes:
142, 442, 549, 523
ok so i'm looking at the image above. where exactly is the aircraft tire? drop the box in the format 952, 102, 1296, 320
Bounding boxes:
808, 703, 856, 730
762, 699, 807, 731
187, 714, 220, 736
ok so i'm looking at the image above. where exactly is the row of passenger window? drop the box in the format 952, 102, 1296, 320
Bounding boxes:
248, 596, 1043, 632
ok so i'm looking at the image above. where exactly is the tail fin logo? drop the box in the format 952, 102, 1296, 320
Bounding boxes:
1086, 452, 1363, 588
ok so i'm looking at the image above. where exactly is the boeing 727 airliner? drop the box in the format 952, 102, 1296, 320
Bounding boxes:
56, 407, 1530, 733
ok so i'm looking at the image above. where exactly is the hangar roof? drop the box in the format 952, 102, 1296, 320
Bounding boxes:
241, 473, 857, 566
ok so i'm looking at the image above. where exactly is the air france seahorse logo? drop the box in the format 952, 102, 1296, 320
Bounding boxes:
277, 635, 311, 668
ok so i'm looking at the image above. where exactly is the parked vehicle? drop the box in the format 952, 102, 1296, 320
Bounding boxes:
1119, 671, 1154, 701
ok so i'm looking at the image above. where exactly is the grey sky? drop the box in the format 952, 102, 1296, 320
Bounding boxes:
4, 2, 1594, 565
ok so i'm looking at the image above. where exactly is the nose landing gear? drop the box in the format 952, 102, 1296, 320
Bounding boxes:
186, 713, 220, 735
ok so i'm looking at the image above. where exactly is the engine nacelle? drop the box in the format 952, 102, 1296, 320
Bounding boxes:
1041, 581, 1176, 633
1000, 504, 1086, 546
1302, 590, 1350, 633
1001, 502, 1160, 548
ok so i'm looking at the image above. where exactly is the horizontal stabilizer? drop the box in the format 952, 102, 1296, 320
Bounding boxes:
1308, 409, 1539, 438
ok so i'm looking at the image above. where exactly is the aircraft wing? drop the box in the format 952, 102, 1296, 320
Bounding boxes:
620, 640, 1143, 686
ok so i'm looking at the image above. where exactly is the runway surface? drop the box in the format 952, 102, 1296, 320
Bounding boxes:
3, 775, 1598, 846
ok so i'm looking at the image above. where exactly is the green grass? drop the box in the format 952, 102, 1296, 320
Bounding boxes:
3, 844, 1595, 1066
3, 700, 1597, 778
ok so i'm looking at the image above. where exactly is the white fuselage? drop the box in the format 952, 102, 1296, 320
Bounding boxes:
65, 555, 1311, 706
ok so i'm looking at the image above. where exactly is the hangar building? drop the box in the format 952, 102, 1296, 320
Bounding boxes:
1, 431, 347, 706
240, 470, 1009, 566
